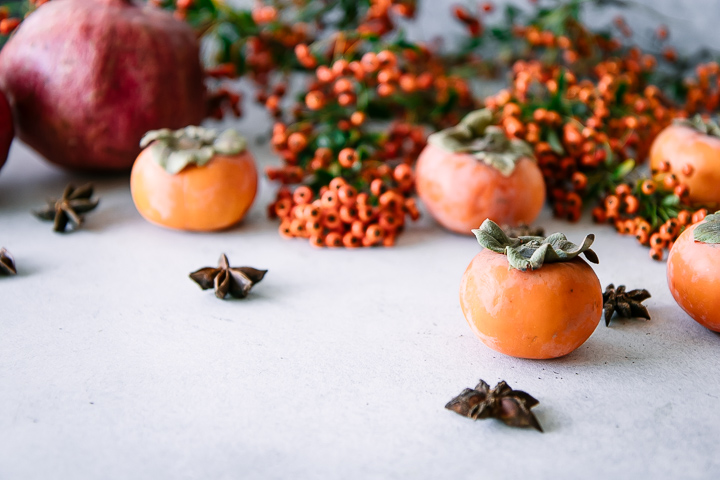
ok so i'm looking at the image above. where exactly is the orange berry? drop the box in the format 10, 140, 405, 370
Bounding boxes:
279, 220, 293, 239
615, 184, 632, 197
624, 195, 639, 214
337, 185, 357, 206
329, 177, 347, 191
692, 208, 708, 224
649, 233, 666, 249
365, 224, 383, 242
605, 195, 620, 210
357, 205, 375, 222
399, 74, 417, 93
379, 211, 400, 231
338, 148, 359, 168
663, 174, 678, 190
393, 163, 413, 183
361, 52, 380, 72
342, 232, 361, 248
382, 234, 396, 247
309, 234, 325, 248
376, 50, 397, 67
370, 178, 386, 197
293, 186, 313, 205
674, 184, 689, 199
305, 90, 325, 110
681, 164, 694, 177
636, 231, 649, 245
287, 132, 308, 153
325, 232, 343, 247
316, 65, 334, 83
650, 247, 664, 261
321, 190, 339, 209
572, 172, 588, 190
377, 83, 395, 97
350, 111, 366, 126
677, 210, 692, 225
289, 218, 307, 237
640, 180, 656, 195
337, 92, 355, 107
339, 205, 358, 223
333, 78, 354, 94
351, 220, 366, 238
324, 210, 341, 229
591, 206, 607, 223
306, 219, 323, 235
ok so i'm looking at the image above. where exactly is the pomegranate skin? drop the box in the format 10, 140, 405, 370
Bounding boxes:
0, 0, 206, 171
0, 90, 12, 171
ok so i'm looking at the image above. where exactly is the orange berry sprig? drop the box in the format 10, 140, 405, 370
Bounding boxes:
592, 178, 709, 261
267, 120, 423, 248
485, 58, 676, 219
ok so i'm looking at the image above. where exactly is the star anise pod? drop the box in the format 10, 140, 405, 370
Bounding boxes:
445, 379, 543, 432
189, 254, 267, 299
502, 224, 545, 238
603, 284, 651, 326
0, 248, 16, 276
33, 184, 99, 232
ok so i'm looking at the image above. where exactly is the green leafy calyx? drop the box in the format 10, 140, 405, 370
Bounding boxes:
427, 109, 534, 176
675, 115, 720, 138
140, 126, 247, 174
693, 211, 720, 244
472, 219, 599, 271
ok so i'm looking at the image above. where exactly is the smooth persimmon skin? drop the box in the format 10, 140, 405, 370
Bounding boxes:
130, 149, 258, 232
459, 249, 603, 359
416, 144, 546, 234
667, 223, 720, 332
650, 125, 720, 205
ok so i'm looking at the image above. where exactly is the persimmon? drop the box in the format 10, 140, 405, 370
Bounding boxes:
649, 117, 720, 206
667, 212, 720, 332
417, 109, 545, 235
130, 126, 257, 232
459, 220, 602, 359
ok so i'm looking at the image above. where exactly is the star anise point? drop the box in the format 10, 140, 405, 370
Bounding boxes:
190, 254, 267, 300
446, 379, 543, 432
33, 183, 100, 233
0, 248, 17, 276
603, 283, 651, 326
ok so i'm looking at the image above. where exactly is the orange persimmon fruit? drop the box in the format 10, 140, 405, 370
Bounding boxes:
459, 220, 602, 359
131, 127, 257, 231
417, 110, 545, 235
667, 215, 720, 332
650, 118, 720, 206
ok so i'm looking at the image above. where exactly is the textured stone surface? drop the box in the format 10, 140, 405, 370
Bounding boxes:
1, 127, 719, 479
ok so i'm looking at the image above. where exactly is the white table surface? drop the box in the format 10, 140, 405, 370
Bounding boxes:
1, 130, 719, 480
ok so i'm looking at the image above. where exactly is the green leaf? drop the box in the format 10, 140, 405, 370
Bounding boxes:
546, 129, 565, 155
613, 159, 635, 180
473, 220, 598, 271
694, 212, 720, 244
661, 195, 680, 207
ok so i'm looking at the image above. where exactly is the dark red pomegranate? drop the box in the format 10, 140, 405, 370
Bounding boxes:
0, 0, 206, 171
0, 90, 12, 172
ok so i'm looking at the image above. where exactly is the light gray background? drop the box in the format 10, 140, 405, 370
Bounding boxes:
2, 1, 720, 479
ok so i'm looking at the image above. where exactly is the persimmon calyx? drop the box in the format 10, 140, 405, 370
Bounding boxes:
427, 108, 534, 176
675, 115, 720, 138
472, 219, 599, 271
140, 126, 247, 174
693, 211, 720, 244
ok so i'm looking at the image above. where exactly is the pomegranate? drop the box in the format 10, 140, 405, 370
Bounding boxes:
0, 90, 12, 172
0, 0, 206, 171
